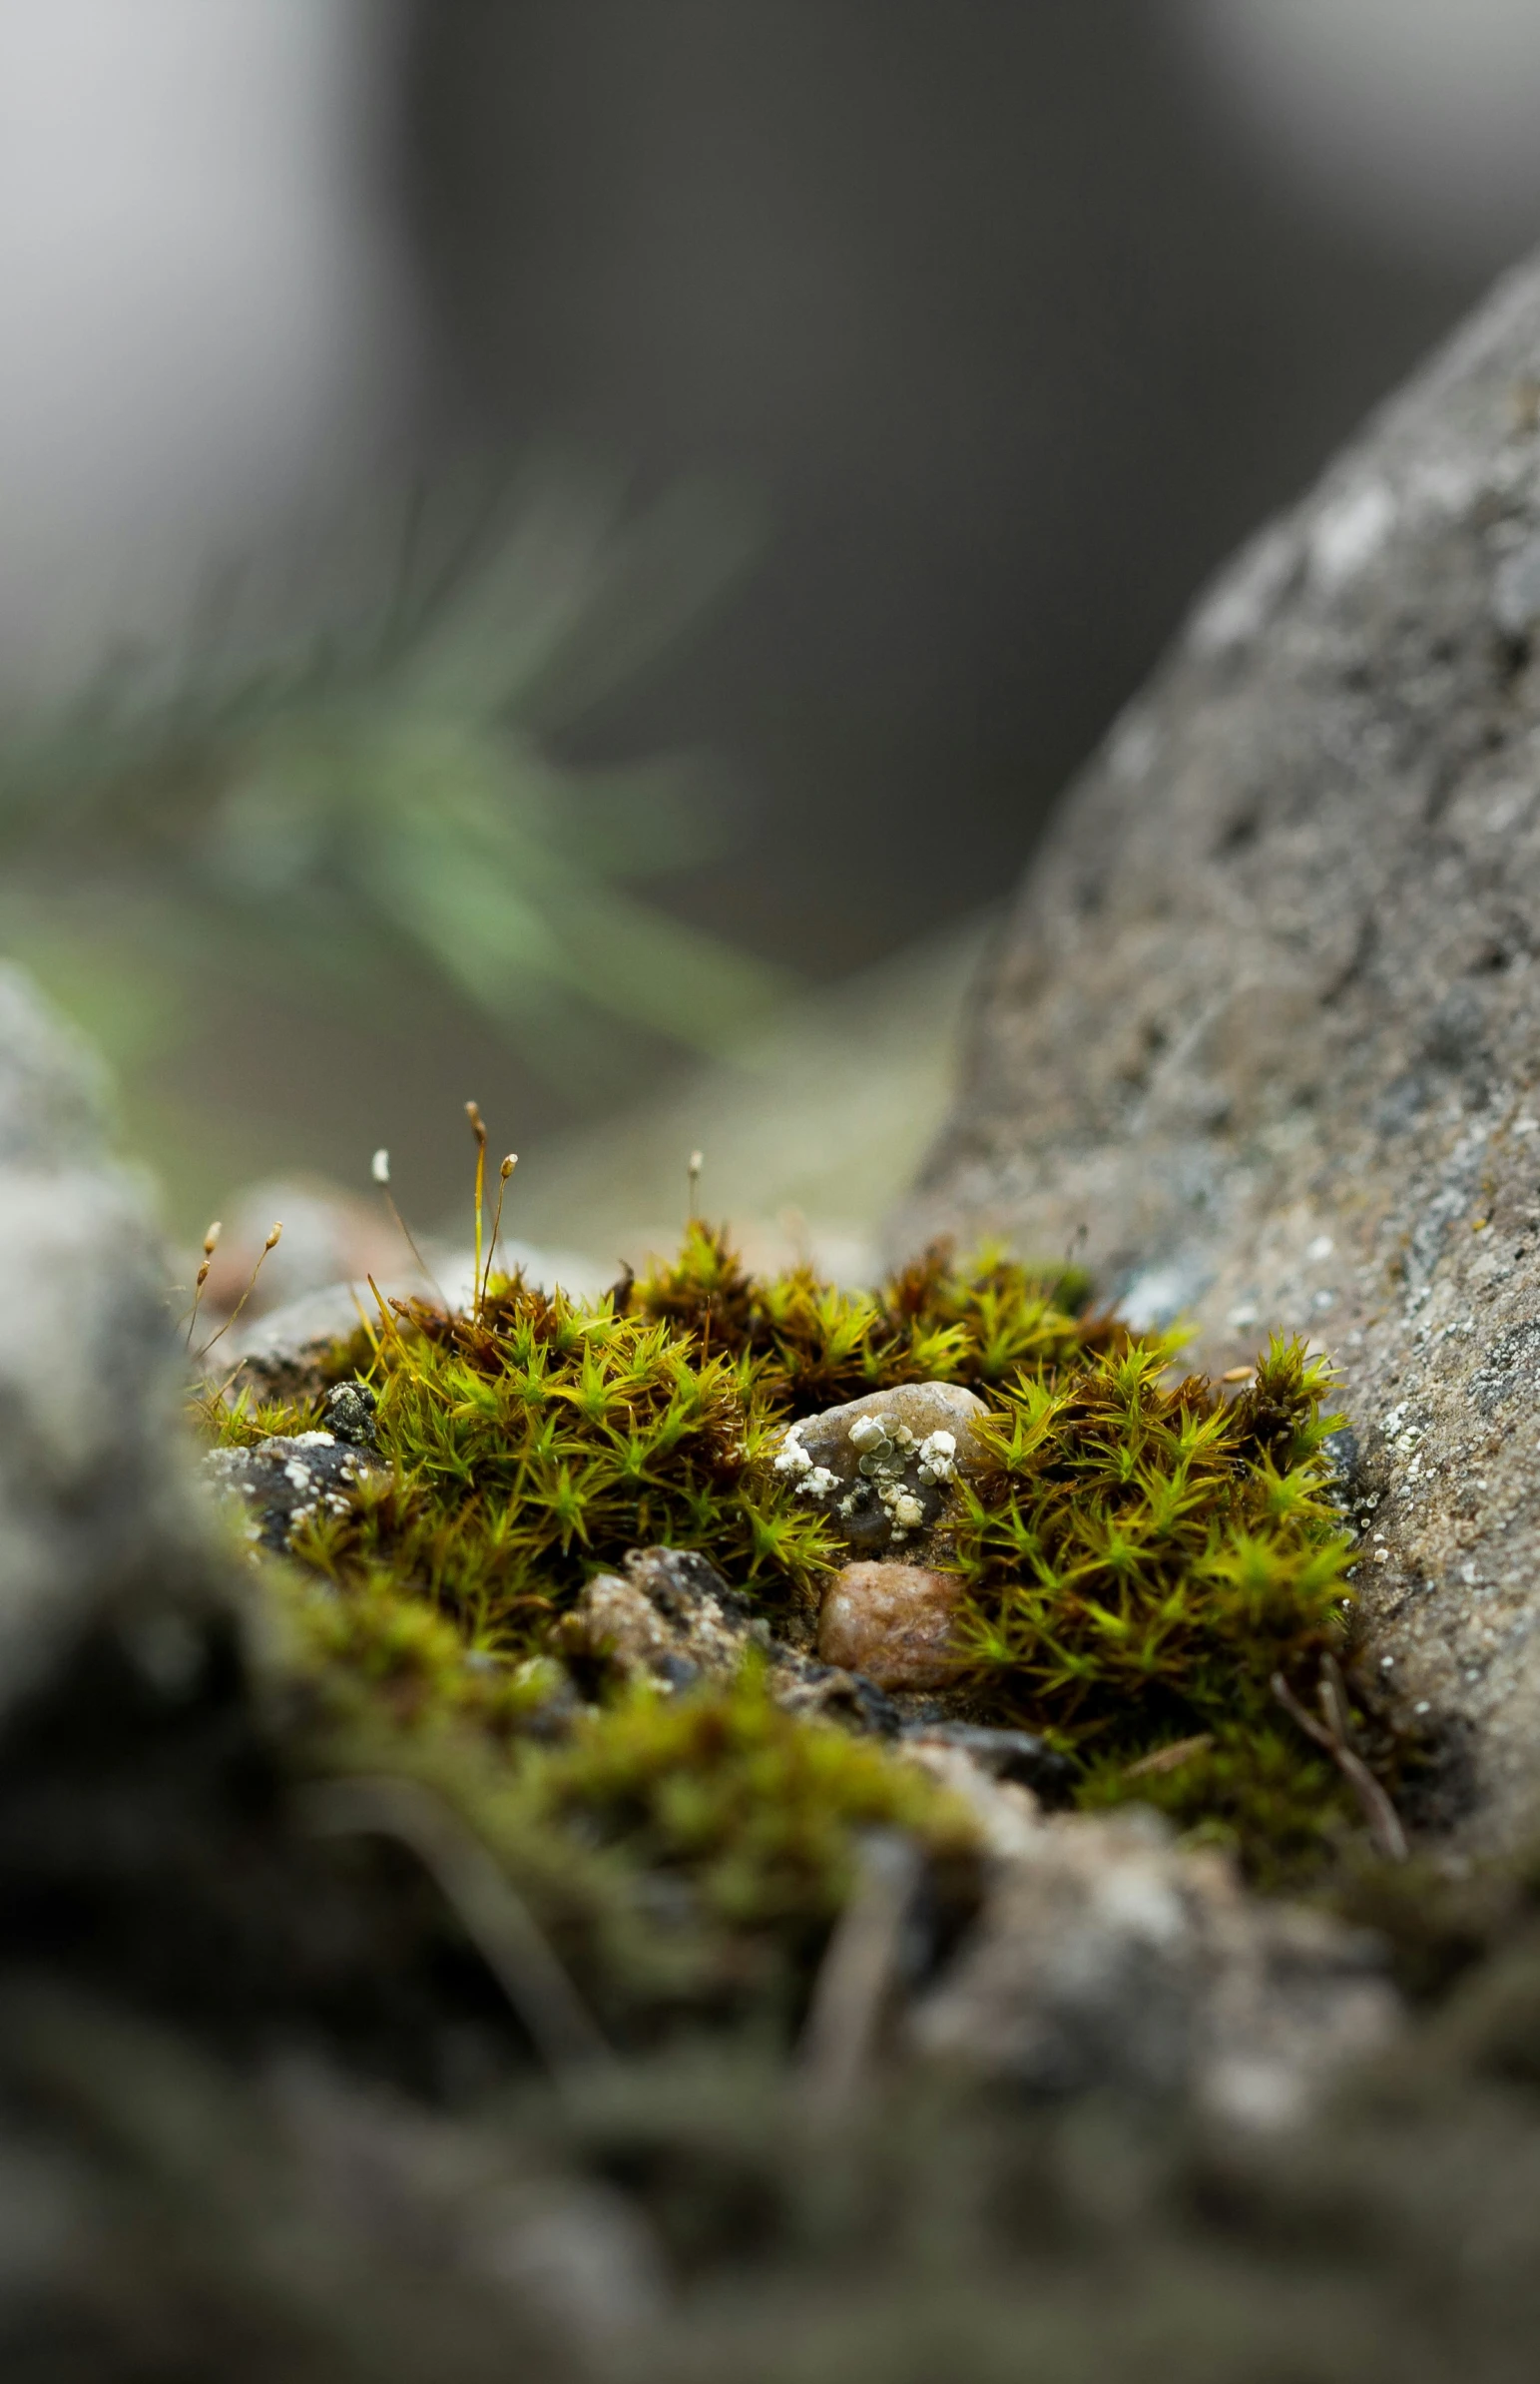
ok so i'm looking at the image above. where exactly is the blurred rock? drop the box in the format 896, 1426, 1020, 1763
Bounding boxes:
818, 1561, 963, 1691
197, 1178, 406, 1325
898, 1718, 1073, 1799
908, 1806, 1399, 2122
773, 1381, 990, 1557
509, 921, 988, 1284
896, 246, 1540, 1854
214, 1240, 611, 1403
0, 964, 206, 1714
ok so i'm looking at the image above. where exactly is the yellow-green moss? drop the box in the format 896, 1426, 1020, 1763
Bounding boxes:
516, 1670, 979, 2022
207, 1225, 1379, 1884
947, 1333, 1359, 1876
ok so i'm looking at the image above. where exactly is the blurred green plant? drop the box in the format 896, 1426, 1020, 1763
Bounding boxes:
0, 465, 785, 1085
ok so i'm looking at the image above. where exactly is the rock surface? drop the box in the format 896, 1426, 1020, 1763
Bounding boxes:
0, 965, 206, 1709
907, 1805, 1398, 2124
566, 1545, 905, 1733
772, 1381, 990, 1556
204, 1380, 385, 1553
895, 249, 1540, 1853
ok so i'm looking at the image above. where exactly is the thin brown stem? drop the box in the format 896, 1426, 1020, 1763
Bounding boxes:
466, 1100, 487, 1315
194, 1222, 281, 1365
481, 1153, 517, 1313
1272, 1666, 1408, 1862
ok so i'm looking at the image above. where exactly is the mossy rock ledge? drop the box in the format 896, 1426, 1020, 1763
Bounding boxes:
18, 252, 1540, 2368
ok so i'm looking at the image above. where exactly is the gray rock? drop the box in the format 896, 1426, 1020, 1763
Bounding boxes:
893, 248, 1540, 1854
772, 1381, 990, 1556
0, 965, 206, 1710
898, 1719, 1072, 1798
205, 1428, 386, 1555
213, 1279, 378, 1402
906, 1805, 1398, 2123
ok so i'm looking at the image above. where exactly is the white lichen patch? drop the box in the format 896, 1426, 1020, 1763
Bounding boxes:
916, 1430, 956, 1486
772, 1427, 839, 1500
840, 1414, 940, 1545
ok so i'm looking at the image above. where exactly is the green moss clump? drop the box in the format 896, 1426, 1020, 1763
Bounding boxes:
272, 1278, 841, 1651
946, 1333, 1359, 1875
632, 1224, 1108, 1413
515, 1669, 978, 2020
209, 1224, 1378, 1883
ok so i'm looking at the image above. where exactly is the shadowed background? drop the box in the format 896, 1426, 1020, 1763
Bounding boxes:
1, 0, 1537, 1300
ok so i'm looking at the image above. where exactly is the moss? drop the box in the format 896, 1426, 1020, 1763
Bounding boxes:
631, 1223, 1107, 1413
946, 1333, 1362, 1877
205, 1226, 1381, 1886
514, 1669, 979, 2021
277, 1276, 840, 1649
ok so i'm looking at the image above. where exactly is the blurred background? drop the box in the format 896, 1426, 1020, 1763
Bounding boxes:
3, 0, 1540, 1311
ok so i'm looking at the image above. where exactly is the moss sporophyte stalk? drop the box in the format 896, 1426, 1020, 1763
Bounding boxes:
202, 1224, 1391, 1900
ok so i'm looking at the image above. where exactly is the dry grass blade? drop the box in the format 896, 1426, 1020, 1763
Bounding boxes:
796, 1829, 921, 2122
300, 1772, 614, 2081
1123, 1732, 1215, 1781
1272, 1665, 1407, 1862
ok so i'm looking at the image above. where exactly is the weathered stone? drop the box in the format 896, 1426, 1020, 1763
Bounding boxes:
205, 1428, 386, 1555
214, 1280, 379, 1404
907, 1806, 1399, 2122
818, 1559, 964, 1690
567, 1546, 770, 1691
773, 1381, 990, 1556
566, 1545, 903, 1732
893, 249, 1540, 1854
320, 1377, 378, 1450
0, 965, 208, 1710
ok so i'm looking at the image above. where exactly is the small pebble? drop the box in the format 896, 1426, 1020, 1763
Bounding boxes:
818, 1560, 963, 1690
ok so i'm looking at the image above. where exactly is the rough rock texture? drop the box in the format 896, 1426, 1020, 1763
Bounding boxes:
907, 1804, 1398, 2124
205, 1431, 386, 1555
566, 1545, 905, 1733
818, 1560, 963, 1690
0, 965, 206, 1709
772, 1382, 990, 1556
204, 1380, 385, 1554
895, 251, 1540, 1854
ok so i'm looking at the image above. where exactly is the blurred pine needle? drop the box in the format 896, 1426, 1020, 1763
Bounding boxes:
0, 465, 787, 1085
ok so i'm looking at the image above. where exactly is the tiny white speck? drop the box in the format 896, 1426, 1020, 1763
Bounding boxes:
1414, 1699, 1430, 1715
371, 1148, 390, 1185
1306, 1235, 1334, 1262
1514, 1118, 1540, 1137
1380, 1656, 1394, 1668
